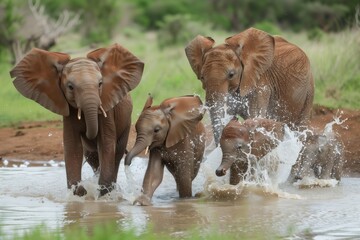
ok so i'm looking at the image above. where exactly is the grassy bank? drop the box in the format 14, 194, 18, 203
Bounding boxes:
0, 28, 359, 127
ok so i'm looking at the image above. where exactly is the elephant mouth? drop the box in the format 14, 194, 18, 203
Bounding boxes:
76, 105, 108, 120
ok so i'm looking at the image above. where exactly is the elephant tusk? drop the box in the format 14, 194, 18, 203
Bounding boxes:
100, 105, 107, 118
77, 108, 81, 120
144, 146, 149, 155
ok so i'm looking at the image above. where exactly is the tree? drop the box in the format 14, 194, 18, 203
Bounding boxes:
0, 0, 79, 64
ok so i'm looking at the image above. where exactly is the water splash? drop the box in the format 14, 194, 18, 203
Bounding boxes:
323, 111, 348, 137
293, 113, 346, 189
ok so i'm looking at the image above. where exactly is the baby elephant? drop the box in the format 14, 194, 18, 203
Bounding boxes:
289, 131, 344, 182
216, 118, 286, 185
125, 95, 206, 205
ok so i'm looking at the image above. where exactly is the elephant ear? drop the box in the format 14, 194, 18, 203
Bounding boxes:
185, 35, 215, 79
9, 48, 70, 116
225, 28, 275, 97
87, 43, 144, 111
142, 94, 153, 111
161, 95, 204, 148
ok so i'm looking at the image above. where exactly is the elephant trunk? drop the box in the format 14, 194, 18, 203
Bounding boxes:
215, 153, 235, 177
125, 135, 150, 166
206, 91, 226, 146
80, 96, 101, 140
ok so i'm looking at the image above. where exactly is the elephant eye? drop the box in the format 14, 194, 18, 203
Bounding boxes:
98, 80, 103, 88
228, 70, 235, 79
154, 126, 161, 133
68, 83, 74, 90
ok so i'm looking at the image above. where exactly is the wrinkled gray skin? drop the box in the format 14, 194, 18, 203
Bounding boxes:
125, 95, 206, 206
289, 133, 344, 182
10, 44, 144, 196
216, 118, 285, 185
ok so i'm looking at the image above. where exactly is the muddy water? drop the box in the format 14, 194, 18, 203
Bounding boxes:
1, 145, 360, 239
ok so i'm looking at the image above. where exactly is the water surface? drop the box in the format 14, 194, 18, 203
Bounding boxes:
1, 149, 360, 239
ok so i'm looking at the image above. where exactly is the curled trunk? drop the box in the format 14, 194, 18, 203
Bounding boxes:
216, 153, 236, 177
125, 135, 150, 166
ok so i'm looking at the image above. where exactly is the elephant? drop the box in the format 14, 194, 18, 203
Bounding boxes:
125, 95, 206, 205
289, 132, 344, 182
10, 44, 144, 196
185, 27, 314, 145
215, 118, 286, 185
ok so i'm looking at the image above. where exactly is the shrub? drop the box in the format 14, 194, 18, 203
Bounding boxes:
156, 14, 211, 48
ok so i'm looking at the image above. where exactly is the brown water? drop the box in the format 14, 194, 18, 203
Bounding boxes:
1, 147, 360, 239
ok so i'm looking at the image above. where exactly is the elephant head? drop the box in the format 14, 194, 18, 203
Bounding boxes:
10, 44, 144, 139
125, 95, 204, 166
185, 28, 275, 144
216, 118, 284, 177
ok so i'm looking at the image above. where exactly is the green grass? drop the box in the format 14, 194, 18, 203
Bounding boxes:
288, 28, 360, 109
1, 28, 359, 127
2, 221, 282, 240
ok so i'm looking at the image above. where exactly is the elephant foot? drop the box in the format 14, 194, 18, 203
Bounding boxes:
133, 194, 152, 206
74, 185, 87, 197
99, 185, 114, 197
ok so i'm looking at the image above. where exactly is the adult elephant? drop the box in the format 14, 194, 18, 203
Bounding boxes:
125, 95, 205, 205
185, 27, 314, 145
10, 44, 144, 196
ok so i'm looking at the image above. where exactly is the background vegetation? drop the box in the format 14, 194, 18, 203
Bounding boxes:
0, 0, 359, 127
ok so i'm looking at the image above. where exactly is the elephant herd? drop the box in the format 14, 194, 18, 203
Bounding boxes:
10, 28, 343, 205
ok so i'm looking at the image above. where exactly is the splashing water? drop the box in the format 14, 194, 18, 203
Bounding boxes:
123, 165, 143, 203
294, 113, 347, 188
323, 111, 348, 137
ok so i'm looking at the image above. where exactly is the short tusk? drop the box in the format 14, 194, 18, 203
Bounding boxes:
144, 146, 149, 155
100, 105, 107, 118
77, 108, 81, 120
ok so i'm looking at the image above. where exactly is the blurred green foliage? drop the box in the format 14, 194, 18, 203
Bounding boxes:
1, 0, 358, 48
0, 0, 359, 126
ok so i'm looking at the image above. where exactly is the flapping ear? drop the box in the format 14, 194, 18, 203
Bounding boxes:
160, 95, 204, 148
225, 28, 275, 97
185, 35, 215, 79
9, 48, 70, 116
142, 94, 153, 112
87, 43, 144, 111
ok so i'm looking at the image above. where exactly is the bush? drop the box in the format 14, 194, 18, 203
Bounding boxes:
307, 27, 325, 41
156, 14, 211, 48
253, 21, 282, 35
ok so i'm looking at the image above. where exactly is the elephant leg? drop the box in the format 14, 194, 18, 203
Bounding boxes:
287, 158, 303, 183
175, 161, 193, 198
256, 85, 271, 118
114, 123, 131, 183
85, 151, 99, 174
98, 116, 117, 196
331, 152, 343, 181
135, 150, 164, 205
229, 161, 248, 185
317, 149, 333, 179
63, 117, 85, 196
246, 87, 270, 118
